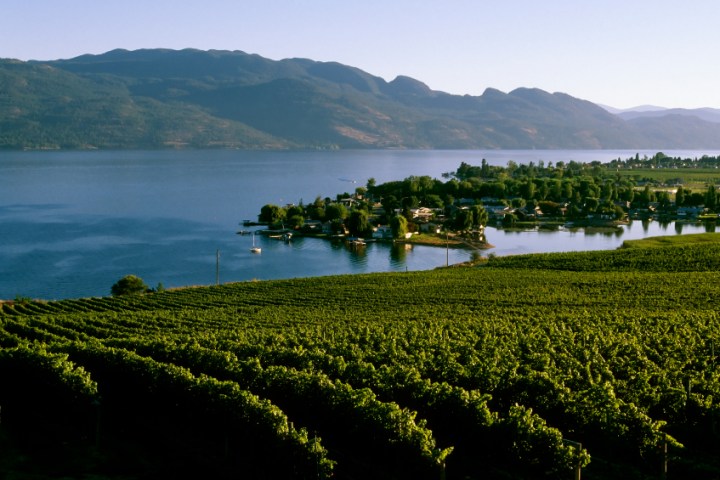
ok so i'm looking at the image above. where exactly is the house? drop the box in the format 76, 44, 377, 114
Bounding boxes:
410, 207, 437, 222
419, 222, 442, 234
302, 220, 323, 233
372, 225, 394, 240
339, 197, 359, 208
677, 206, 703, 218
322, 221, 348, 236
486, 205, 513, 220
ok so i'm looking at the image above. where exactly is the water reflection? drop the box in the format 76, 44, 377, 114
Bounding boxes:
485, 219, 711, 257
390, 243, 412, 266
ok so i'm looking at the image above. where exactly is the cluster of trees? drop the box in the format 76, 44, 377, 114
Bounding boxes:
607, 151, 720, 170
258, 184, 489, 240
110, 275, 165, 296
259, 197, 375, 236
258, 155, 720, 240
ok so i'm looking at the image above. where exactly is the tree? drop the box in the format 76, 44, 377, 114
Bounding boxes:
519, 180, 536, 200
347, 209, 370, 237
325, 203, 348, 222
259, 204, 286, 224
381, 195, 399, 218
705, 185, 717, 211
471, 204, 489, 227
285, 205, 305, 229
111, 275, 148, 296
583, 197, 600, 214
424, 194, 444, 209
656, 191, 671, 209
675, 185, 685, 207
390, 214, 408, 239
453, 209, 473, 232
307, 196, 326, 221
502, 213, 517, 227
636, 185, 654, 207
287, 214, 305, 229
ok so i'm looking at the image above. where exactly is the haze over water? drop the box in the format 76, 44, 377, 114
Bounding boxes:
1, 149, 718, 300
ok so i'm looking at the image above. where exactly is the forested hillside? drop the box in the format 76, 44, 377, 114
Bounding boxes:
3, 48, 720, 150
2, 239, 720, 479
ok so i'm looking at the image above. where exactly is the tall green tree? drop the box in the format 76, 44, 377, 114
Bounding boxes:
390, 214, 408, 239
259, 204, 287, 224
471, 204, 489, 227
519, 180, 536, 200
705, 185, 718, 211
381, 195, 399, 218
638, 185, 654, 206
325, 203, 348, 221
347, 209, 370, 237
453, 209, 474, 232
675, 185, 685, 207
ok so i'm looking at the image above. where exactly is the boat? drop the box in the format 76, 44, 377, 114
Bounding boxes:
346, 237, 366, 249
250, 233, 262, 253
268, 231, 292, 242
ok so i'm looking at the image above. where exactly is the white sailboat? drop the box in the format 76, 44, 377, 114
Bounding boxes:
250, 232, 262, 253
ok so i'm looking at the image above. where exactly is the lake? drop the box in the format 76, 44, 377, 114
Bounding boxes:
2, 149, 719, 300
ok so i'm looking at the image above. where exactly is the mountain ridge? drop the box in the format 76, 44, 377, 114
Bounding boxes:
2, 48, 720, 150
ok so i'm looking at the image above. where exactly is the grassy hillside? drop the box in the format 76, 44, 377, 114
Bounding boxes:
2, 239, 720, 479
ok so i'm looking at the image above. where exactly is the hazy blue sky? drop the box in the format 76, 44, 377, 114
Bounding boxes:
3, 0, 718, 109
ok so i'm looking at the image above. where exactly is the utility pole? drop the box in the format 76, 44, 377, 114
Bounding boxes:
216, 249, 220, 286
661, 435, 668, 480
446, 230, 449, 267
563, 439, 582, 480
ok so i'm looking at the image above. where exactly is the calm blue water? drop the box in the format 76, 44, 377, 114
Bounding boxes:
1, 149, 718, 300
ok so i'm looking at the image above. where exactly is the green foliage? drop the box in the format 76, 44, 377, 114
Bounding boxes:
258, 204, 287, 224
452, 209, 473, 232
324, 203, 348, 221
6, 243, 720, 477
706, 185, 718, 211
110, 274, 149, 296
347, 209, 370, 237
391, 214, 409, 239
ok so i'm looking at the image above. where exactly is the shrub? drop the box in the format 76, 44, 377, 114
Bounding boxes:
111, 275, 149, 296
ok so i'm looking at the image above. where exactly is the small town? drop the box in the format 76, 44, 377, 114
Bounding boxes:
252, 153, 720, 251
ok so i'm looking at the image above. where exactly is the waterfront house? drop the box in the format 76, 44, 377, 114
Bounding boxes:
410, 207, 436, 221
677, 206, 703, 218
302, 220, 323, 233
373, 225, 394, 240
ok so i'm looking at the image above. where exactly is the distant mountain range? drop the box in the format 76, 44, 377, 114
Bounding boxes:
2, 48, 720, 150
612, 107, 720, 124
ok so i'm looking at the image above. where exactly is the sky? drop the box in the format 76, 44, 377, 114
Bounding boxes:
3, 0, 719, 109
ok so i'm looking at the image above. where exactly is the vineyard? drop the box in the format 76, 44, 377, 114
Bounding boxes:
2, 237, 720, 479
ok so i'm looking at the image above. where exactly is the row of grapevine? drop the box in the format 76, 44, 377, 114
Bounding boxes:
98, 337, 451, 479
3, 242, 720, 477
55, 342, 335, 479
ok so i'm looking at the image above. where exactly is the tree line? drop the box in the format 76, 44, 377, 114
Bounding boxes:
257, 153, 720, 240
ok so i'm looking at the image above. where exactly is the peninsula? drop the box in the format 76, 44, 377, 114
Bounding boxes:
254, 152, 720, 250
